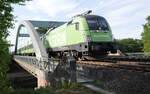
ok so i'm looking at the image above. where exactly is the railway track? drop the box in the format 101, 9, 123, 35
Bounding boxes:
105, 55, 150, 62
77, 57, 150, 72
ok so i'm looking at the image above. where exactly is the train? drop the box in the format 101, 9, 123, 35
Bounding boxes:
17, 10, 117, 59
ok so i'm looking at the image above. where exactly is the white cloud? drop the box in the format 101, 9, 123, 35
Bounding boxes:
93, 0, 121, 11
113, 26, 143, 39
26, 0, 78, 17
65, 8, 89, 18
18, 14, 49, 21
105, 3, 142, 27
94, 0, 138, 12
109, 4, 141, 17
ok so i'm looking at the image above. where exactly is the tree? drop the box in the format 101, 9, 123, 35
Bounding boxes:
115, 38, 143, 53
0, 0, 30, 92
141, 16, 150, 52
36, 27, 48, 34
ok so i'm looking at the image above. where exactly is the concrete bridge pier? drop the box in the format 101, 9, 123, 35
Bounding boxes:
36, 69, 51, 88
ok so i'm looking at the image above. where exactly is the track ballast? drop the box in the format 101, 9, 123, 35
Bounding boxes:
77, 56, 150, 72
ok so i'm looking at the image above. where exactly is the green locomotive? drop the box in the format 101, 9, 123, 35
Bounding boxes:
18, 10, 117, 58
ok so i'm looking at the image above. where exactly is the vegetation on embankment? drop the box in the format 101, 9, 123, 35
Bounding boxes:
1, 83, 100, 94
142, 16, 150, 52
115, 38, 143, 53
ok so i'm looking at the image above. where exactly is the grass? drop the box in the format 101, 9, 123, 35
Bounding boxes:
0, 82, 101, 94
92, 80, 108, 89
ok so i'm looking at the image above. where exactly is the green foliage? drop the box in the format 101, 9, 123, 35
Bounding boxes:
115, 38, 143, 53
12, 87, 55, 94
0, 40, 11, 92
69, 82, 80, 89
36, 27, 48, 34
141, 16, 150, 52
10, 83, 100, 94
57, 82, 81, 89
93, 80, 107, 89
0, 0, 30, 92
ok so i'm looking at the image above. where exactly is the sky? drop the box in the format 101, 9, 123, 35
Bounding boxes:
7, 0, 150, 51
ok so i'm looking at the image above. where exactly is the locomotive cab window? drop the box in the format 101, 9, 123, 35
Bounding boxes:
86, 15, 109, 31
75, 23, 79, 31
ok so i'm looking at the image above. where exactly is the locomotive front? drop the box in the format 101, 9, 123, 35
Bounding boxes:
83, 15, 117, 56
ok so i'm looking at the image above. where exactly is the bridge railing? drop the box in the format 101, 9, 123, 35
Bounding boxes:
14, 55, 59, 72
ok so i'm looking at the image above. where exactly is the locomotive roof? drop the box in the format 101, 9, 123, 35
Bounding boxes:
73, 14, 105, 20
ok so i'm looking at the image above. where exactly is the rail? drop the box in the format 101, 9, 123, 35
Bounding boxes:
77, 61, 150, 72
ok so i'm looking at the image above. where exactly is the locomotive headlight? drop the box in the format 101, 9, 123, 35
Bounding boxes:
87, 35, 92, 42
